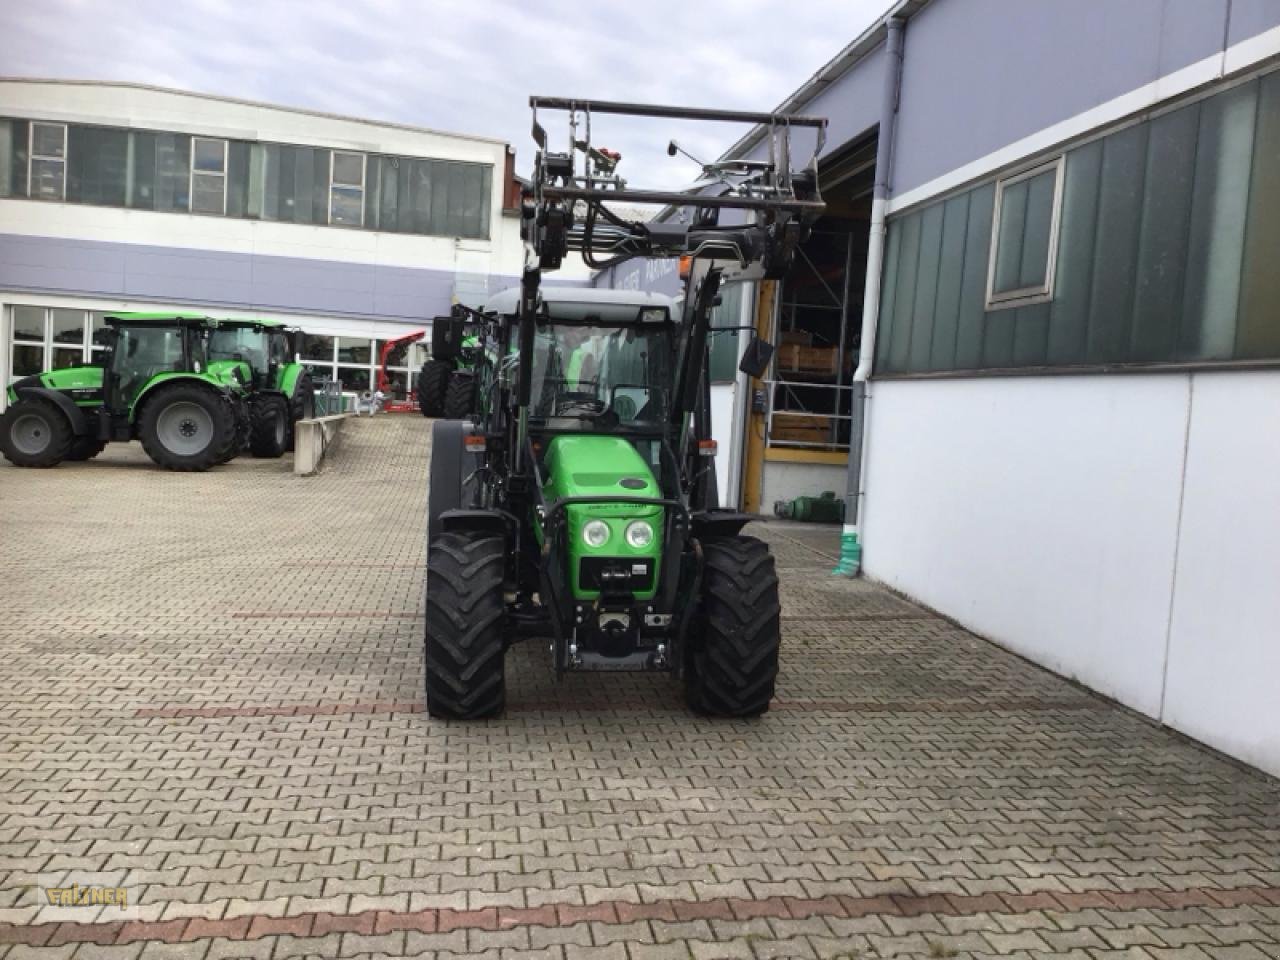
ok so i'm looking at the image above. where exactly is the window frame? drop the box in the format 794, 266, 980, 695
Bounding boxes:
328, 150, 366, 227
984, 155, 1065, 311
189, 136, 229, 215
28, 121, 68, 201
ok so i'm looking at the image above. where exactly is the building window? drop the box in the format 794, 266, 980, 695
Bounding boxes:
10, 306, 46, 379
986, 156, 1064, 309
29, 122, 67, 200
190, 136, 228, 214
337, 366, 371, 392
336, 336, 371, 365
330, 151, 365, 226
6, 306, 91, 381
67, 126, 129, 207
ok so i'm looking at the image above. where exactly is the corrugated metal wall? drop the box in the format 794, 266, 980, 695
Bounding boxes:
876, 68, 1280, 375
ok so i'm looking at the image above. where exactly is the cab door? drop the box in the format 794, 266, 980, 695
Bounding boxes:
105, 326, 185, 416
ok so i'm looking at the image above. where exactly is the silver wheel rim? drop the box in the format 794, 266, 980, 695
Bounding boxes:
11, 413, 52, 456
274, 409, 286, 446
156, 401, 215, 456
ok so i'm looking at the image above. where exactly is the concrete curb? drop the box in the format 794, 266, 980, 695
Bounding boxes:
293, 414, 352, 476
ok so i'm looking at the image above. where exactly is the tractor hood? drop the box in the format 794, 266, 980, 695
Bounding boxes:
7, 367, 103, 405
205, 358, 252, 391
542, 435, 660, 517
541, 434, 664, 601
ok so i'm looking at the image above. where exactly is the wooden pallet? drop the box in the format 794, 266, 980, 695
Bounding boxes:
771, 413, 834, 445
777, 344, 839, 377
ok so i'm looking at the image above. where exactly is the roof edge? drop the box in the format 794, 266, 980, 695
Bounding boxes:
0, 76, 510, 148
716, 0, 932, 163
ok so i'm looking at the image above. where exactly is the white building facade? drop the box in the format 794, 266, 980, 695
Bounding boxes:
0, 78, 588, 406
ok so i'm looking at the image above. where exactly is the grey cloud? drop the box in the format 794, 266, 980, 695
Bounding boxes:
0, 0, 887, 189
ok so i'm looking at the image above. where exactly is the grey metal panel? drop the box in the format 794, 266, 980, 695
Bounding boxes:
1228, 0, 1280, 46
1158, 0, 1232, 77
891, 0, 1234, 197
0, 231, 524, 321
250, 257, 378, 317
124, 246, 254, 305
371, 265, 456, 320
0, 234, 126, 295
742, 43, 887, 166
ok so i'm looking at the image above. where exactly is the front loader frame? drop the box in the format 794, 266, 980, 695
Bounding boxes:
426, 96, 825, 713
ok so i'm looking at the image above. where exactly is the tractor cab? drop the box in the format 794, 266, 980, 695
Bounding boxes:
208, 319, 297, 391
99, 315, 232, 428
524, 292, 674, 435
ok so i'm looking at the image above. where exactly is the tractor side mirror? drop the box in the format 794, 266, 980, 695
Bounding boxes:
431, 315, 466, 362
738, 335, 774, 379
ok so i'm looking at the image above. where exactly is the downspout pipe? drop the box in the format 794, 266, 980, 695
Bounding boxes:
834, 15, 905, 576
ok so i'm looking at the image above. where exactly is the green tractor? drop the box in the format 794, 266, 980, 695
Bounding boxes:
207, 318, 316, 456
1, 313, 251, 471
422, 97, 826, 719
417, 304, 482, 419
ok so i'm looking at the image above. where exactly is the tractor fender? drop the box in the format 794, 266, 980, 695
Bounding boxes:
15, 386, 88, 436
131, 373, 228, 421
277, 363, 304, 396
439, 509, 512, 539
691, 509, 755, 539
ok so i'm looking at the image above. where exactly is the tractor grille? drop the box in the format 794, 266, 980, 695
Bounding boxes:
579, 557, 653, 593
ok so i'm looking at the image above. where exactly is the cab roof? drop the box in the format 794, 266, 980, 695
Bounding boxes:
104, 312, 213, 326
484, 286, 676, 323
104, 312, 295, 331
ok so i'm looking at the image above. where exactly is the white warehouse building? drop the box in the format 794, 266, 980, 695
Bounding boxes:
0, 78, 588, 405
596, 0, 1280, 779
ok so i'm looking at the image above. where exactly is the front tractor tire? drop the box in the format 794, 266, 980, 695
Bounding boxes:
443, 372, 475, 420
0, 399, 72, 468
425, 532, 507, 720
249, 394, 289, 458
418, 360, 451, 417
138, 384, 234, 472
686, 536, 782, 717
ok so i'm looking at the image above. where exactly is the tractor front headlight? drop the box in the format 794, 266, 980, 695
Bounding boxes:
582, 519, 610, 548
624, 520, 654, 549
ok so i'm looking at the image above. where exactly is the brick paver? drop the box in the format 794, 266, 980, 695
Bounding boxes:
2, 416, 1279, 959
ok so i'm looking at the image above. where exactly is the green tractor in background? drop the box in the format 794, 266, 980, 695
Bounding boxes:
417, 304, 482, 419
207, 318, 316, 455
1, 313, 250, 471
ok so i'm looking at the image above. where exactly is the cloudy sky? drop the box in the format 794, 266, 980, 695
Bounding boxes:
0, 0, 887, 188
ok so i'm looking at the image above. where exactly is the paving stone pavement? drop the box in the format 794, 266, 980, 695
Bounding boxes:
1, 415, 1279, 960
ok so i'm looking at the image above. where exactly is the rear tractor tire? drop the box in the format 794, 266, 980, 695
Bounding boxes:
0, 399, 72, 468
249, 394, 289, 458
425, 531, 507, 720
138, 384, 234, 472
443, 372, 475, 420
418, 360, 451, 417
685, 535, 782, 717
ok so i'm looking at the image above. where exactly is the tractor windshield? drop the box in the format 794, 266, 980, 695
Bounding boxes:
529, 322, 673, 430
209, 327, 269, 376
109, 325, 202, 409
